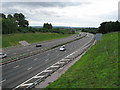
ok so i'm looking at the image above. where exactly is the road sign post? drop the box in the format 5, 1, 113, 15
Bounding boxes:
96, 33, 103, 43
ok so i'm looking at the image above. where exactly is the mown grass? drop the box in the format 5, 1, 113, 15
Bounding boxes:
2, 33, 72, 48
46, 32, 119, 88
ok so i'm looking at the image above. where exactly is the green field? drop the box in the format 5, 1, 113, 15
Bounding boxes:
47, 32, 119, 88
2, 33, 72, 48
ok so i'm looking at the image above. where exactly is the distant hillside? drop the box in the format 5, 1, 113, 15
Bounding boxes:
30, 26, 96, 29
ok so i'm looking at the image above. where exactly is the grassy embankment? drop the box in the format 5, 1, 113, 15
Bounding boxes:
47, 32, 119, 88
2, 33, 72, 48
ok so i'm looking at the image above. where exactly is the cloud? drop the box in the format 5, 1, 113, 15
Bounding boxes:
2, 2, 88, 9
1, 0, 119, 27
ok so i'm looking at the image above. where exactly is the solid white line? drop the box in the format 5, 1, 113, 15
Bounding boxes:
27, 67, 32, 70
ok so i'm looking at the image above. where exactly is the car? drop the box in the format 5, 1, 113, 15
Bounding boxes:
36, 44, 42, 47
59, 46, 66, 51
0, 52, 7, 58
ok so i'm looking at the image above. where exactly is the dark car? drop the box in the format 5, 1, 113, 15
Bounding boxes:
36, 44, 42, 47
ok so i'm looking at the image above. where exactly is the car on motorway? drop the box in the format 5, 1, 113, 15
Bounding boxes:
36, 44, 42, 47
0, 52, 7, 58
59, 45, 66, 51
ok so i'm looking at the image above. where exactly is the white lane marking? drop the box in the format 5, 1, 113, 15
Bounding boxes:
27, 67, 32, 70
0, 79, 6, 84
33, 76, 44, 78
20, 83, 33, 86
60, 59, 70, 61
33, 58, 38, 61
48, 54, 50, 55
43, 69, 52, 72
13, 65, 20, 68
50, 65, 59, 68
45, 59, 49, 61
56, 62, 65, 64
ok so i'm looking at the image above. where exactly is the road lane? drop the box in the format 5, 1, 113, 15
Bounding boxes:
3, 34, 84, 59
2, 33, 94, 88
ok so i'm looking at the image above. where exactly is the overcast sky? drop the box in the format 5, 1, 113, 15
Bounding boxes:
1, 0, 119, 27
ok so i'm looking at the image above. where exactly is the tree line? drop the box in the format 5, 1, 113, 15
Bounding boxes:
98, 21, 120, 34
1, 13, 75, 34
1, 13, 119, 35
81, 28, 98, 34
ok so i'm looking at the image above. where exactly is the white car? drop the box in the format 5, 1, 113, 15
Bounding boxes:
0, 52, 7, 58
59, 46, 66, 51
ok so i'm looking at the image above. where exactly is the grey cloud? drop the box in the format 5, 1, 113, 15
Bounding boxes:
2, 2, 89, 8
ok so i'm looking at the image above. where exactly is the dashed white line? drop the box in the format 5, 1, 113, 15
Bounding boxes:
27, 67, 32, 70
47, 54, 50, 55
33, 58, 38, 61
45, 59, 49, 61
13, 65, 20, 68
0, 79, 6, 84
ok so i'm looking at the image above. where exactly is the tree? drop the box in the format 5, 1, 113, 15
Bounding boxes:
99, 22, 108, 34
98, 21, 120, 34
0, 13, 6, 19
7, 14, 13, 19
13, 13, 29, 27
43, 23, 52, 29
2, 18, 17, 34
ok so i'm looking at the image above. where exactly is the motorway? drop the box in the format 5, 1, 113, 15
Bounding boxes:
3, 33, 85, 60
2, 33, 94, 89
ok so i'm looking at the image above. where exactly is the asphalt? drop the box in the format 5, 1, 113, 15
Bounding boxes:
2, 33, 94, 89
3, 34, 85, 60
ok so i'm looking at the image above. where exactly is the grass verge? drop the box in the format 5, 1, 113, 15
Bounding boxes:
46, 32, 119, 88
2, 33, 72, 48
